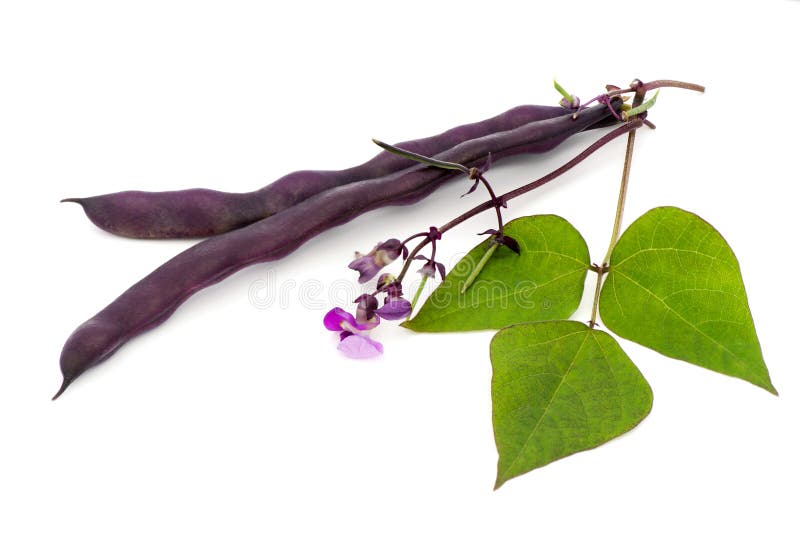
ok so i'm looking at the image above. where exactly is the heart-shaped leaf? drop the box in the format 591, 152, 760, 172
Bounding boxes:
404, 215, 590, 332
492, 321, 653, 488
599, 207, 774, 394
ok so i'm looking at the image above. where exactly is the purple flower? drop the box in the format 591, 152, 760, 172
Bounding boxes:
348, 239, 404, 283
376, 273, 396, 290
323, 307, 383, 359
323, 276, 412, 358
323, 307, 377, 333
415, 256, 446, 280
372, 279, 412, 320
375, 296, 411, 320
354, 294, 379, 325
384, 281, 403, 298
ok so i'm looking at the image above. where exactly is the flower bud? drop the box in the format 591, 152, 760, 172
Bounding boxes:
348, 239, 403, 283
354, 294, 379, 325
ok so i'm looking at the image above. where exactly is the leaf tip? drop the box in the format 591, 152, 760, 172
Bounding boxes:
763, 380, 779, 397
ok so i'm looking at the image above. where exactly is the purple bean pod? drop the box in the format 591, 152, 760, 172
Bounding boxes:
63, 104, 582, 239
56, 102, 619, 398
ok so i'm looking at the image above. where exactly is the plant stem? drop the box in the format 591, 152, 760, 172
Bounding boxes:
601, 128, 638, 266
394, 120, 642, 284
409, 274, 428, 313
588, 265, 606, 328
606, 79, 704, 98
589, 85, 646, 327
641, 79, 705, 93
477, 175, 505, 235
460, 242, 498, 294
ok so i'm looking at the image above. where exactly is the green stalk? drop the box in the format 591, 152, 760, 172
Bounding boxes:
460, 242, 498, 294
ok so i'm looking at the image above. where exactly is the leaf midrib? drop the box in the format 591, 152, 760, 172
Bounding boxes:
500, 330, 591, 482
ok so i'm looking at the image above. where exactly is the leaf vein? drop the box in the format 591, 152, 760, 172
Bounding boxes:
613, 247, 736, 271
613, 270, 744, 364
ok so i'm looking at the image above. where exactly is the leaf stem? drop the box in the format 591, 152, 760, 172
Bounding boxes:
606, 79, 704, 98
589, 83, 646, 327
477, 175, 505, 235
588, 265, 606, 328
602, 126, 638, 265
409, 274, 429, 313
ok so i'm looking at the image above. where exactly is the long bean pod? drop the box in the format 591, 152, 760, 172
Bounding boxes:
62, 104, 599, 239
56, 102, 619, 398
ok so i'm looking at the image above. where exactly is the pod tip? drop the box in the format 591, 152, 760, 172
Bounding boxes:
51, 378, 72, 400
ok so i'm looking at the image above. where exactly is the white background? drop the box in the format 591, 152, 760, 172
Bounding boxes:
2, 1, 798, 558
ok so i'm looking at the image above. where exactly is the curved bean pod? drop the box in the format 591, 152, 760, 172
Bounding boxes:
63, 104, 582, 239
56, 102, 619, 398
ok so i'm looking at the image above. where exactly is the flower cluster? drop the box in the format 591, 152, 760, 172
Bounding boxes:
323, 139, 508, 359
324, 252, 413, 357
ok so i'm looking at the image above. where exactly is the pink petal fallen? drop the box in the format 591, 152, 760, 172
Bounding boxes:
337, 334, 383, 359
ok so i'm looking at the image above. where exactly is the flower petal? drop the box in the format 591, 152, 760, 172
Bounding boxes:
345, 315, 381, 332
337, 334, 384, 358
385, 281, 404, 298
376, 239, 403, 262
375, 297, 412, 320
418, 261, 436, 278
348, 239, 402, 283
355, 293, 379, 323
376, 273, 396, 290
323, 307, 355, 331
348, 254, 382, 284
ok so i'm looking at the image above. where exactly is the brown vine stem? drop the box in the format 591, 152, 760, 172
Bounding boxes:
588, 81, 647, 328
602, 122, 639, 265
606, 79, 705, 98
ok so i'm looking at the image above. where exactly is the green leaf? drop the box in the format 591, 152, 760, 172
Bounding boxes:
599, 206, 775, 394
403, 215, 590, 332
491, 321, 652, 488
